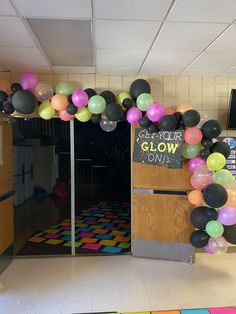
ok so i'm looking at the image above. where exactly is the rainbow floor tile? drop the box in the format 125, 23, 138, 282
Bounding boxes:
77, 309, 236, 314
27, 201, 131, 254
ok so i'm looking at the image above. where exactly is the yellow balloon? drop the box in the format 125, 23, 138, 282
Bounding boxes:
207, 152, 226, 171
38, 100, 55, 120
117, 92, 131, 110
75, 107, 92, 122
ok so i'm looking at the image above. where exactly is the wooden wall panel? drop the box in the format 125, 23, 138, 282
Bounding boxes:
0, 197, 13, 254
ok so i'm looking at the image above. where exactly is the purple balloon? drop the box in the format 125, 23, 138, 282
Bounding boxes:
126, 107, 142, 125
204, 243, 214, 254
146, 102, 165, 122
72, 90, 88, 108
188, 157, 206, 173
218, 207, 236, 226
20, 72, 38, 91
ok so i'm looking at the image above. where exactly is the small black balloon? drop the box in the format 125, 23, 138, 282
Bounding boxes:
203, 183, 228, 208
173, 111, 182, 123
67, 94, 73, 103
100, 90, 116, 105
223, 224, 236, 245
122, 98, 133, 110
130, 79, 150, 100
201, 138, 213, 149
11, 82, 22, 93
211, 141, 231, 159
199, 148, 211, 160
148, 123, 159, 134
105, 103, 124, 121
0, 102, 3, 111
3, 102, 14, 114
160, 115, 177, 131
66, 103, 77, 115
190, 230, 210, 248
202, 119, 222, 139
7, 93, 14, 104
0, 91, 8, 102
91, 114, 101, 124
182, 109, 200, 127
139, 115, 151, 129
12, 90, 38, 114
84, 88, 97, 99
190, 206, 218, 230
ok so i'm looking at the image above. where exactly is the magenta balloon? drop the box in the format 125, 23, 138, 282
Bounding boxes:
20, 72, 38, 91
207, 237, 228, 254
188, 157, 206, 173
59, 109, 74, 121
72, 90, 88, 108
204, 243, 214, 254
126, 107, 142, 125
218, 207, 236, 226
146, 102, 165, 122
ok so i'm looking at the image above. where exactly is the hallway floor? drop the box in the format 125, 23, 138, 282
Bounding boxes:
0, 254, 236, 314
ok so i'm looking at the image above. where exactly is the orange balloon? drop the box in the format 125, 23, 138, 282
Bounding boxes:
176, 103, 192, 114
225, 189, 236, 207
0, 80, 11, 94
188, 190, 203, 205
51, 94, 68, 111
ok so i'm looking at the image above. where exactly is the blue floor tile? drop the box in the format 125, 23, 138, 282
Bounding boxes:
102, 246, 122, 253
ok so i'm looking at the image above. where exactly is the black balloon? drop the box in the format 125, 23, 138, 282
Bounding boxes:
139, 115, 151, 129
67, 94, 73, 103
100, 91, 116, 105
122, 98, 133, 110
190, 230, 210, 248
105, 103, 124, 121
190, 206, 218, 230
84, 88, 97, 99
7, 93, 14, 104
203, 183, 228, 208
211, 141, 231, 159
199, 148, 211, 160
182, 109, 200, 127
3, 102, 14, 114
160, 115, 177, 131
201, 138, 213, 149
91, 114, 101, 124
12, 90, 37, 114
148, 123, 159, 134
130, 79, 150, 100
0, 91, 7, 102
223, 224, 236, 245
66, 103, 77, 115
0, 102, 3, 111
173, 111, 182, 124
11, 82, 22, 93
202, 119, 222, 139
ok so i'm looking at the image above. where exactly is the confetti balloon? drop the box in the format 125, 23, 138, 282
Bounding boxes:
34, 83, 54, 102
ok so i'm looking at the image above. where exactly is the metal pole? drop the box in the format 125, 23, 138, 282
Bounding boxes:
70, 120, 75, 256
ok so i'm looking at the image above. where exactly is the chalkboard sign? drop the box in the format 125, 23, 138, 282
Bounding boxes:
133, 128, 184, 168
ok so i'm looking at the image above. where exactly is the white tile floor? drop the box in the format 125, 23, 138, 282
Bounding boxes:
0, 254, 236, 314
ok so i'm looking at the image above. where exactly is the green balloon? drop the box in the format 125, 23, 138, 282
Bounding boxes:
213, 169, 234, 185
206, 220, 224, 238
136, 93, 154, 111
182, 143, 201, 159
55, 82, 73, 96
88, 95, 106, 114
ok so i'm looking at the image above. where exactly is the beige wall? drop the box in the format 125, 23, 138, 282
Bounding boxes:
1, 71, 236, 136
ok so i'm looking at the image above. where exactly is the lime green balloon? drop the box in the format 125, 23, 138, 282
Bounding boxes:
136, 93, 154, 111
182, 143, 202, 159
55, 82, 73, 96
206, 220, 224, 238
213, 169, 234, 185
117, 92, 131, 107
38, 100, 55, 120
75, 107, 92, 122
88, 95, 106, 114
207, 152, 226, 171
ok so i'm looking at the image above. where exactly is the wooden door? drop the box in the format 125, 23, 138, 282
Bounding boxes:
0, 113, 13, 273
131, 127, 194, 262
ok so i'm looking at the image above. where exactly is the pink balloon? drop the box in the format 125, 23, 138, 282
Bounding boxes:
164, 107, 174, 115
20, 72, 38, 91
191, 166, 214, 190
188, 157, 206, 173
146, 102, 165, 122
207, 237, 228, 254
59, 109, 74, 121
184, 127, 203, 145
218, 207, 236, 226
72, 90, 88, 108
126, 107, 142, 125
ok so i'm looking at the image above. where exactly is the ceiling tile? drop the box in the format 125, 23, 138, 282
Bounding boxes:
94, 0, 172, 20
221, 66, 236, 76
52, 66, 95, 73
141, 51, 198, 74
0, 0, 17, 15
0, 17, 36, 47
96, 49, 147, 74
152, 21, 227, 52
11, 0, 92, 19
0, 47, 52, 72
208, 24, 236, 52
181, 69, 223, 76
95, 20, 161, 50
168, 0, 236, 23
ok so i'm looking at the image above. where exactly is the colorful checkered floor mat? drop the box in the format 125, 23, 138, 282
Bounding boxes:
82, 309, 236, 314
27, 201, 131, 254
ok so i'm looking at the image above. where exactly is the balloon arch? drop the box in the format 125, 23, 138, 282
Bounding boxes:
1, 72, 236, 253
